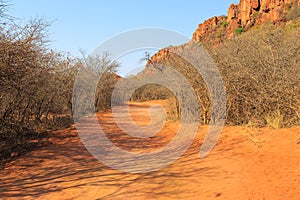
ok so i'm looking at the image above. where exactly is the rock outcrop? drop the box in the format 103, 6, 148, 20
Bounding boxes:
192, 0, 300, 43
150, 0, 300, 63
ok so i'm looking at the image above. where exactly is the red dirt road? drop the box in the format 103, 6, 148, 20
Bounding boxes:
1, 101, 300, 199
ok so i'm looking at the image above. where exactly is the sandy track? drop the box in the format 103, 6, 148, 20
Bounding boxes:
1, 101, 300, 199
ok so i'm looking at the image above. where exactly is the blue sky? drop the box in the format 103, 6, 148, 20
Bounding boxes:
8, 0, 239, 76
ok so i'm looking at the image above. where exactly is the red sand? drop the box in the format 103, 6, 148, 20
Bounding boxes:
1, 100, 299, 199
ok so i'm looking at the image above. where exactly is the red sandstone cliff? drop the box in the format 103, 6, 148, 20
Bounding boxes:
192, 0, 300, 43
150, 0, 300, 63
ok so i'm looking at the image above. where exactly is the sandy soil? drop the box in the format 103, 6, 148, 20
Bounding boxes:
0, 100, 299, 200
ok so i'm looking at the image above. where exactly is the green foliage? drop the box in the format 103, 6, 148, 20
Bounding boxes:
223, 21, 229, 28
234, 27, 245, 34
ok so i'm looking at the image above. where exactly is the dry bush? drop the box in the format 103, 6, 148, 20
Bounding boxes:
130, 83, 173, 102
0, 0, 9, 22
129, 83, 178, 121
0, 20, 76, 128
0, 17, 118, 159
0, 19, 81, 158
165, 97, 180, 121
285, 1, 300, 21
95, 71, 119, 111
140, 21, 299, 127
145, 47, 215, 125
265, 110, 283, 129
72, 53, 119, 118
211, 22, 300, 127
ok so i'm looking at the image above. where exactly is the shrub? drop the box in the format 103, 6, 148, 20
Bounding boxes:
212, 24, 300, 127
286, 2, 300, 21
223, 21, 229, 28
265, 110, 283, 129
234, 27, 245, 34
130, 84, 173, 102
0, 19, 79, 159
165, 97, 180, 121
0, 17, 118, 159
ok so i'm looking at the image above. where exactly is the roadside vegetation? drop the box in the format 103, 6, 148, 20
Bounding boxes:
132, 20, 300, 128
1, 1, 299, 165
0, 2, 118, 161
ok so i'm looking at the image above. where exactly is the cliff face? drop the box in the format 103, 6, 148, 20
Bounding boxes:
192, 0, 300, 43
150, 0, 300, 63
